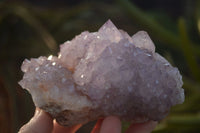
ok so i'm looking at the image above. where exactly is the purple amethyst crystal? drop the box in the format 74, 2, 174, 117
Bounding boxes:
19, 20, 184, 126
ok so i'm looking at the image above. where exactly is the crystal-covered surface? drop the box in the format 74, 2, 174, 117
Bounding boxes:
19, 56, 92, 111
19, 20, 185, 126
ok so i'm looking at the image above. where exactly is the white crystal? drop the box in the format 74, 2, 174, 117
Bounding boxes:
35, 67, 39, 71
52, 62, 56, 66
58, 54, 62, 59
47, 55, 53, 60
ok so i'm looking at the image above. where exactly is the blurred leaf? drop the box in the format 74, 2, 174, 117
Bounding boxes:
0, 3, 58, 52
178, 18, 200, 81
116, 0, 200, 57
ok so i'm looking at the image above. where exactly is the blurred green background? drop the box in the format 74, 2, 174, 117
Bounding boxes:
0, 0, 200, 132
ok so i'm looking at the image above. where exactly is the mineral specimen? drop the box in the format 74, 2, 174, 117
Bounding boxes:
19, 20, 185, 126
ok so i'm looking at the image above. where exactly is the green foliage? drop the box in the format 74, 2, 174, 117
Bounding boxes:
0, 0, 199, 133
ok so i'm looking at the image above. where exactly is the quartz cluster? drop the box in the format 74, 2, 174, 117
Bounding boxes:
19, 20, 185, 126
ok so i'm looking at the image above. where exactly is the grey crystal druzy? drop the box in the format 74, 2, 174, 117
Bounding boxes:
19, 20, 184, 126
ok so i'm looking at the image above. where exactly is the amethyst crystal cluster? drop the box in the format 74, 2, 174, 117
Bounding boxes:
19, 20, 184, 126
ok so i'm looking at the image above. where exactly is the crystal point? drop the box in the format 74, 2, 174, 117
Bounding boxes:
132, 31, 155, 52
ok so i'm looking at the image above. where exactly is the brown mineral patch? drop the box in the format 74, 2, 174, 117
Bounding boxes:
40, 103, 62, 118
39, 84, 48, 92
55, 107, 100, 126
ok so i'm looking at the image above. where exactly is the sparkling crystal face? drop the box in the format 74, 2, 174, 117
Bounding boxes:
19, 20, 184, 126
